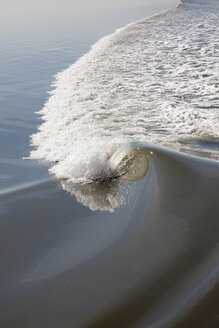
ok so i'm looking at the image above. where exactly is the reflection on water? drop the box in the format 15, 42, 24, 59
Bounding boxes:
1, 0, 219, 325
1, 144, 219, 328
60, 143, 150, 211
61, 179, 126, 212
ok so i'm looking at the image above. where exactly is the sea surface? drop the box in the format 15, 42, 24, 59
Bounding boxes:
0, 0, 219, 327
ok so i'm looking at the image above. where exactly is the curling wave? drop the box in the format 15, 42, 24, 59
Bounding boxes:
58, 142, 150, 211
29, 0, 219, 186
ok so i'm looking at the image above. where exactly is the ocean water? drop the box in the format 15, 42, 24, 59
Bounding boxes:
0, 0, 219, 327
29, 0, 219, 184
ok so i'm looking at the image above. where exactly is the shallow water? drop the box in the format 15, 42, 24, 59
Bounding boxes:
0, 0, 219, 327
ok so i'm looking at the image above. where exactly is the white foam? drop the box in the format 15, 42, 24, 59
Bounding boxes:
30, 0, 219, 182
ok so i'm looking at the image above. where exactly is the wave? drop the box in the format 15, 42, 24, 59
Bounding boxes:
29, 0, 219, 196
58, 142, 219, 211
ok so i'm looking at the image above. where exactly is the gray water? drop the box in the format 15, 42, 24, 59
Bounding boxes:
0, 1, 219, 327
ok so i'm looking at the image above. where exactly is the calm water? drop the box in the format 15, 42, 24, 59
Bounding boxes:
0, 1, 219, 327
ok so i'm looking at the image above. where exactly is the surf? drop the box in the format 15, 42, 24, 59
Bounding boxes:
28, 0, 219, 196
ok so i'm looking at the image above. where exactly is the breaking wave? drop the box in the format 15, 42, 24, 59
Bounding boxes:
29, 0, 219, 185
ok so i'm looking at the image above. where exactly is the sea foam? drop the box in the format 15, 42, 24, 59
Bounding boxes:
30, 0, 219, 182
